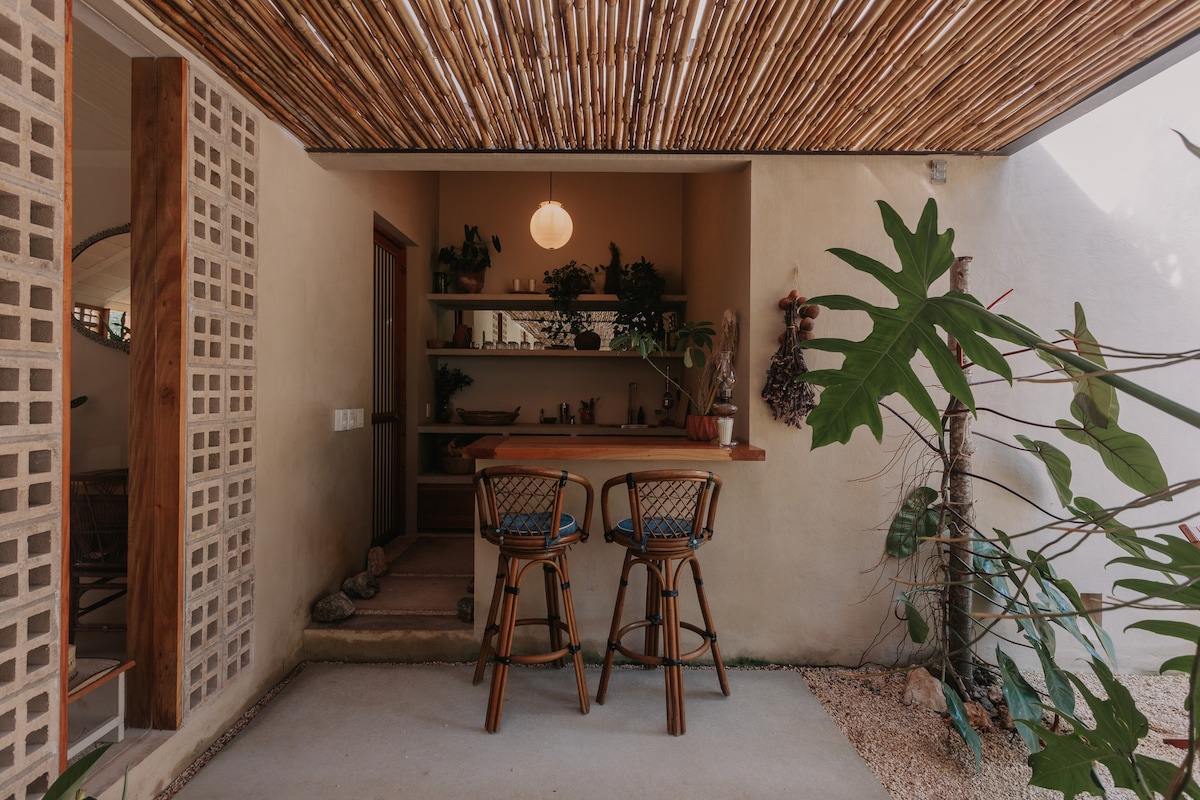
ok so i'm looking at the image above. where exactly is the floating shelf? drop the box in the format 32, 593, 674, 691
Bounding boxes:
427, 293, 687, 311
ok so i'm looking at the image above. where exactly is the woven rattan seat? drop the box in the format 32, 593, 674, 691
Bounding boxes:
596, 469, 729, 735
471, 466, 594, 732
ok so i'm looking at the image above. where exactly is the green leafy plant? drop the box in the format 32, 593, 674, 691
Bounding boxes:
611, 319, 716, 413
541, 260, 598, 344
44, 743, 125, 800
613, 257, 666, 340
435, 364, 472, 403
802, 197, 1200, 795
436, 224, 501, 274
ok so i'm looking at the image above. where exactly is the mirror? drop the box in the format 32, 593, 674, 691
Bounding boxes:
71, 224, 131, 353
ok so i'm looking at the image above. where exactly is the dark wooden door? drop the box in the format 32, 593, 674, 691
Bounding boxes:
372, 231, 407, 544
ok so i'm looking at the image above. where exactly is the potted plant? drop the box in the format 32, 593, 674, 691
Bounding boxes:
435, 364, 473, 422
611, 316, 726, 439
437, 224, 501, 293
542, 260, 600, 349
613, 256, 666, 341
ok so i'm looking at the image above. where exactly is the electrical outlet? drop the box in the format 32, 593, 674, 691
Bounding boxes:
333, 409, 343, 431
353, 408, 364, 428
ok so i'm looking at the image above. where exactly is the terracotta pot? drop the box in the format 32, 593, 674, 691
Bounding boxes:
452, 271, 486, 293
686, 414, 719, 442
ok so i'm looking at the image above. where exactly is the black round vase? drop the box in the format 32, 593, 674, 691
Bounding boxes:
574, 331, 602, 350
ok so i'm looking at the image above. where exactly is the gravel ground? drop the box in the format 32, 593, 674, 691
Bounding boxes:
800, 666, 1192, 800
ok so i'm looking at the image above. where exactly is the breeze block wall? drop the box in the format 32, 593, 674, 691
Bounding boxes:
0, 0, 64, 796
181, 65, 257, 720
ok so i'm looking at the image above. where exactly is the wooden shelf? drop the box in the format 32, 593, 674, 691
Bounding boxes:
427, 292, 686, 311
463, 435, 766, 462
418, 423, 690, 436
427, 348, 683, 358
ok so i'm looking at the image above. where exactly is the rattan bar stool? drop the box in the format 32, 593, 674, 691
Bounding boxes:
595, 469, 729, 735
471, 466, 594, 732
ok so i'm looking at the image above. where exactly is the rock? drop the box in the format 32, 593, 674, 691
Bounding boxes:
312, 591, 355, 622
457, 596, 474, 623
367, 546, 389, 577
902, 667, 948, 714
342, 571, 379, 599
965, 700, 994, 732
987, 685, 1005, 707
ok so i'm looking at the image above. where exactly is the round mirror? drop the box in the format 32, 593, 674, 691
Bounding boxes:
71, 224, 131, 353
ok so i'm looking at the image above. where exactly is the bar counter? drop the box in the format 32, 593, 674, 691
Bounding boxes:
462, 434, 766, 462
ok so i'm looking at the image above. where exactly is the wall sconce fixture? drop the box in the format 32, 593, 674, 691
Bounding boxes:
529, 173, 573, 250
930, 160, 947, 184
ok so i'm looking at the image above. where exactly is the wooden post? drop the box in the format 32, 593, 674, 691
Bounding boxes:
945, 256, 976, 688
128, 57, 187, 730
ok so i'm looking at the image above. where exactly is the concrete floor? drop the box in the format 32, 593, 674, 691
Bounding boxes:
168, 662, 890, 799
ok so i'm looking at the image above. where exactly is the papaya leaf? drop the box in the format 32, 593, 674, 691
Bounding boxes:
898, 592, 930, 644
942, 681, 983, 772
1058, 405, 1169, 496
802, 200, 1017, 448
886, 486, 940, 558
1028, 661, 1198, 799
1015, 435, 1074, 507
997, 647, 1043, 754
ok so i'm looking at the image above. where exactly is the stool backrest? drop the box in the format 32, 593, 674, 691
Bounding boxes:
474, 466, 594, 549
601, 469, 722, 549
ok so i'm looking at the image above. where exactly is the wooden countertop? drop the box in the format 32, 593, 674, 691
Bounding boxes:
462, 435, 766, 462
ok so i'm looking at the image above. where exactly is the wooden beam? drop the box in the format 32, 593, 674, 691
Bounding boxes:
129, 57, 186, 731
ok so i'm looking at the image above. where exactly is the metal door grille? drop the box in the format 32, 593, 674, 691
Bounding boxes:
372, 233, 406, 544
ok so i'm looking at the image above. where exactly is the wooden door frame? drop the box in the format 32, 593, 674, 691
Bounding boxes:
127, 56, 187, 730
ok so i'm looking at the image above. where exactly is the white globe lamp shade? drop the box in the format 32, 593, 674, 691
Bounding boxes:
530, 200, 573, 250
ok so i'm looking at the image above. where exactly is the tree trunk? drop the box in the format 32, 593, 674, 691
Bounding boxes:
946, 257, 976, 688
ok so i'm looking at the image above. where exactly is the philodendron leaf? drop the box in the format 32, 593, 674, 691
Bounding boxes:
1062, 303, 1119, 428
997, 647, 1043, 754
1071, 497, 1144, 558
43, 743, 110, 800
898, 592, 930, 644
1176, 129, 1200, 160
1015, 435, 1074, 507
1059, 399, 1168, 496
1029, 661, 1199, 799
1125, 620, 1200, 675
942, 681, 983, 771
802, 199, 1018, 448
886, 486, 940, 558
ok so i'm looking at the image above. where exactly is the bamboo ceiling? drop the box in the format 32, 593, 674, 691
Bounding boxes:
124, 0, 1200, 154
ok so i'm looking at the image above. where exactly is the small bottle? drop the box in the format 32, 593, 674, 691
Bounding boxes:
637, 406, 645, 425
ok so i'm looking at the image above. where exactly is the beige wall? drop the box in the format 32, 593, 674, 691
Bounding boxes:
69, 331, 130, 472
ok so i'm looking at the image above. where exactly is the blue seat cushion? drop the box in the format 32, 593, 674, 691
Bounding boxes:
498, 512, 577, 537
616, 517, 692, 538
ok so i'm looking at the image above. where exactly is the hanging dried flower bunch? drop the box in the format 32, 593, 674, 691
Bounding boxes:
762, 291, 817, 428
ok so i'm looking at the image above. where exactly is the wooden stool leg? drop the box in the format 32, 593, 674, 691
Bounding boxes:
485, 554, 521, 733
689, 555, 729, 696
596, 549, 635, 705
661, 555, 685, 735
643, 560, 663, 663
555, 553, 590, 715
473, 553, 507, 686
543, 562, 565, 667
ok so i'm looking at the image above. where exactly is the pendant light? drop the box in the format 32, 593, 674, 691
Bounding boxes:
529, 173, 573, 250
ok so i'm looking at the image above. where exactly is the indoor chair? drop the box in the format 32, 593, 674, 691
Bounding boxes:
471, 466, 593, 732
596, 469, 729, 735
